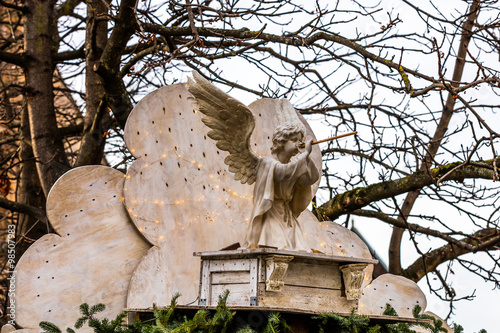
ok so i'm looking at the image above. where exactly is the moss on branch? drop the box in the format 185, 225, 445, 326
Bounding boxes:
316, 159, 499, 221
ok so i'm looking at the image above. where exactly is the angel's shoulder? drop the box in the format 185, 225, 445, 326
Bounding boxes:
260, 155, 276, 163
258, 155, 278, 169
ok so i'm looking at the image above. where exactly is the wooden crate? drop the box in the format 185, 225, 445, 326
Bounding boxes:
195, 249, 378, 314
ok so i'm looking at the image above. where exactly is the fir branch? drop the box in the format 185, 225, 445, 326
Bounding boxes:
40, 321, 62, 333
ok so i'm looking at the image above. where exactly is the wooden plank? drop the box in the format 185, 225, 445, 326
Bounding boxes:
209, 259, 252, 272
284, 261, 341, 289
199, 260, 211, 303
126, 306, 434, 324
212, 271, 250, 284
211, 284, 251, 306
258, 284, 358, 313
249, 258, 258, 299
258, 256, 266, 282
195, 248, 378, 265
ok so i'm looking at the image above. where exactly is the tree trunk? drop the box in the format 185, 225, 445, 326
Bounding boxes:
75, 0, 110, 166
24, 0, 70, 196
16, 107, 48, 261
95, 0, 138, 128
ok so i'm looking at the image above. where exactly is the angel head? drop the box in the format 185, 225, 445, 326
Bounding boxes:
271, 123, 306, 159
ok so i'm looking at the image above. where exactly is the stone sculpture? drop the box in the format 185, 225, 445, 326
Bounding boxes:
188, 71, 319, 251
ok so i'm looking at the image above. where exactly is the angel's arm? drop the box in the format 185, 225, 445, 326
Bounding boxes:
296, 157, 320, 187
273, 155, 310, 183
300, 139, 320, 185
273, 141, 319, 185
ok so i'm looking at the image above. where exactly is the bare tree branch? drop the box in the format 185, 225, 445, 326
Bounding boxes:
0, 196, 47, 223
316, 158, 499, 221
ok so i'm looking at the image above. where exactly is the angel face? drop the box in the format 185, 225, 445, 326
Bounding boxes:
282, 133, 303, 159
271, 123, 306, 156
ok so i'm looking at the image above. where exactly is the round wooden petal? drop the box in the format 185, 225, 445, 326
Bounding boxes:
359, 273, 427, 318
15, 166, 150, 331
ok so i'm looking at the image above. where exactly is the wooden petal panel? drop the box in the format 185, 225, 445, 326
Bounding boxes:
15, 166, 150, 331
359, 273, 427, 317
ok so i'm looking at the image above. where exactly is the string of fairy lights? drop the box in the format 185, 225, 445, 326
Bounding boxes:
122, 99, 254, 243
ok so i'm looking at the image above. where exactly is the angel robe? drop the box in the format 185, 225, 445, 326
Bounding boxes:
242, 152, 319, 251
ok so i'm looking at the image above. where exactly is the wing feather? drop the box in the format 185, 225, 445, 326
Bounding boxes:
188, 71, 259, 185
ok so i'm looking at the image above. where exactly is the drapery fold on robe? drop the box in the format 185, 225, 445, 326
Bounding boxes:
242, 153, 319, 251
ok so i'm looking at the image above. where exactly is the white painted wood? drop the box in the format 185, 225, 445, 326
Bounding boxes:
196, 248, 378, 264
359, 274, 427, 318
15, 166, 151, 332
249, 258, 258, 299
197, 252, 367, 313
199, 260, 211, 304
199, 258, 258, 306
209, 259, 252, 272
210, 284, 251, 306
212, 271, 251, 284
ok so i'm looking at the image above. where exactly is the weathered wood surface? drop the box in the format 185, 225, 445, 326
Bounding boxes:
15, 166, 151, 332
196, 248, 378, 264
199, 257, 258, 306
123, 84, 374, 308
199, 260, 211, 305
280, 261, 341, 289
210, 284, 252, 306
359, 274, 427, 318
126, 246, 171, 309
212, 271, 251, 284
197, 251, 364, 313
209, 259, 254, 272
258, 284, 358, 313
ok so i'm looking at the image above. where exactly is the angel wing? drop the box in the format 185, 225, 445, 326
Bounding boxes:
187, 71, 259, 185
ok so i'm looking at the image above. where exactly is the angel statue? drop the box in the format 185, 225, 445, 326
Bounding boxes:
188, 71, 320, 252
